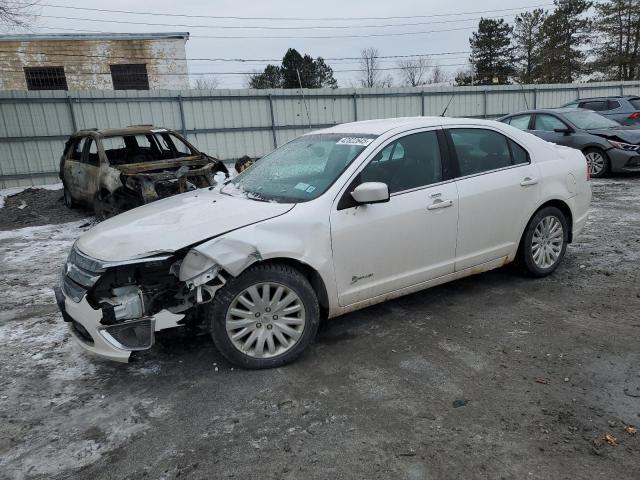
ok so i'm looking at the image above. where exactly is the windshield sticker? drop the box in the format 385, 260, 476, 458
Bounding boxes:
337, 137, 374, 146
305, 185, 316, 193
294, 182, 310, 191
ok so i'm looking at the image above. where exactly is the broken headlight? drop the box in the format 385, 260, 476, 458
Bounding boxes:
608, 140, 640, 151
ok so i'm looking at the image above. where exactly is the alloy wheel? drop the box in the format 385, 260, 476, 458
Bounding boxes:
225, 282, 306, 359
531, 216, 564, 269
585, 151, 605, 176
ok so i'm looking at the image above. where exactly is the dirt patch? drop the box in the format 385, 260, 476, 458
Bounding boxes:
0, 188, 90, 230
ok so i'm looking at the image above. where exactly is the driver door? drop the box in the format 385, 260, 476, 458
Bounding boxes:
329, 129, 459, 307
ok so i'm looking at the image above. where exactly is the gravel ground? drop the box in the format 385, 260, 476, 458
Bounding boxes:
0, 177, 639, 480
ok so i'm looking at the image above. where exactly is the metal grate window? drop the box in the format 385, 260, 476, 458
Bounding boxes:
110, 64, 149, 90
24, 66, 68, 90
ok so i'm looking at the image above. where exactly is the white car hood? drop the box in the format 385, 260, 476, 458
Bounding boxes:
77, 189, 294, 262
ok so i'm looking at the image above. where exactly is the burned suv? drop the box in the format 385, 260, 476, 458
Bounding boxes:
59, 126, 228, 219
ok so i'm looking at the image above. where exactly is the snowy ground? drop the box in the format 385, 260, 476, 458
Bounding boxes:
0, 177, 639, 480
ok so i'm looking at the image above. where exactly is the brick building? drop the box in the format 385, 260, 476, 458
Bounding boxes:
0, 32, 190, 91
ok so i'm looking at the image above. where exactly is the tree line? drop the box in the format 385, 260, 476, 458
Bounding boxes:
249, 0, 640, 89
457, 0, 639, 85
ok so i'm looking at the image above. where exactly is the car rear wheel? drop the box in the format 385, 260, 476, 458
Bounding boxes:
205, 263, 320, 369
583, 148, 609, 178
519, 206, 568, 277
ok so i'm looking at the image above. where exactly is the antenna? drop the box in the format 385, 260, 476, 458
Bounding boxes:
297, 68, 312, 130
441, 92, 456, 117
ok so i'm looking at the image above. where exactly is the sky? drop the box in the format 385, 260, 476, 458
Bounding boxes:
10, 0, 559, 88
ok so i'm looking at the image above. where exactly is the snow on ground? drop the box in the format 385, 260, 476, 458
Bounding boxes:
0, 220, 168, 479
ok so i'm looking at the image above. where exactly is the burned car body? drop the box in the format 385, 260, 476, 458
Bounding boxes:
59, 126, 228, 219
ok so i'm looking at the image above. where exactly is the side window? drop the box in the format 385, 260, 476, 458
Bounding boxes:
449, 129, 513, 176
607, 100, 620, 110
580, 101, 607, 111
70, 138, 87, 161
509, 140, 529, 165
506, 114, 532, 130
360, 131, 443, 194
83, 140, 99, 166
534, 114, 567, 131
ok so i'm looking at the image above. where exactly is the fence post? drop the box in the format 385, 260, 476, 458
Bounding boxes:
483, 90, 488, 119
268, 94, 278, 149
533, 88, 538, 109
352, 92, 358, 121
620, 83, 624, 95
421, 90, 425, 116
66, 93, 77, 132
576, 86, 581, 99
177, 95, 186, 137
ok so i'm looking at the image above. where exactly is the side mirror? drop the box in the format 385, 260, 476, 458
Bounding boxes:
554, 127, 573, 135
351, 182, 390, 205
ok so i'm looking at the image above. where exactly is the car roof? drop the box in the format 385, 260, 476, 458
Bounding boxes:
572, 95, 640, 101
503, 108, 584, 117
72, 126, 177, 138
311, 116, 506, 136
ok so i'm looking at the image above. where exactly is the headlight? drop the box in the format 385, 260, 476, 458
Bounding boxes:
608, 140, 640, 151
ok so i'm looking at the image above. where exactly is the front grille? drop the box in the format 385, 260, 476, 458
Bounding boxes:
71, 321, 94, 345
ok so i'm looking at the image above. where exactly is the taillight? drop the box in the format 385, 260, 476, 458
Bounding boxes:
628, 112, 640, 120
586, 157, 590, 181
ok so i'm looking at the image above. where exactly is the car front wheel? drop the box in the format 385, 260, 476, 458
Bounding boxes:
205, 263, 320, 369
519, 206, 569, 277
583, 148, 609, 178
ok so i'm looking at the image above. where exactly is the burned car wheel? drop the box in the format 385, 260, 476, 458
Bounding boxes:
519, 206, 568, 278
205, 263, 320, 369
63, 186, 76, 208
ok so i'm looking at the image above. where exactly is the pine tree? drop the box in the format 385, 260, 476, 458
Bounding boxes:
468, 18, 515, 85
538, 0, 592, 83
247, 49, 338, 89
593, 0, 640, 80
513, 8, 548, 83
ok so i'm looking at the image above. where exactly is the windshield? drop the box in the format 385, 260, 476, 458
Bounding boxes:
222, 133, 376, 202
563, 111, 620, 130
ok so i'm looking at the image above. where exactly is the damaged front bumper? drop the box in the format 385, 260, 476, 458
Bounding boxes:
54, 287, 184, 363
607, 148, 640, 173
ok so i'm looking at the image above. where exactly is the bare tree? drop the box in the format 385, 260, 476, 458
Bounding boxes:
0, 1, 39, 29
192, 76, 220, 89
429, 64, 446, 84
397, 57, 430, 86
358, 47, 385, 88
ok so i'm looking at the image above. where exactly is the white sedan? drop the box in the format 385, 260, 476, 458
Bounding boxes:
55, 117, 591, 368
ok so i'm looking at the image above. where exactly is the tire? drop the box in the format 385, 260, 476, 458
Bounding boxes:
94, 191, 122, 221
518, 206, 569, 278
583, 148, 609, 178
204, 263, 320, 369
63, 186, 76, 208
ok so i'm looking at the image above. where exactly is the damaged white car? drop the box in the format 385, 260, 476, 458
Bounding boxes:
55, 117, 591, 369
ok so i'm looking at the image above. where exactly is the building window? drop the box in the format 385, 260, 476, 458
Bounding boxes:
110, 64, 149, 90
24, 66, 68, 90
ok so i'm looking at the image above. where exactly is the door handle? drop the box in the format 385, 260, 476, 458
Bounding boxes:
427, 199, 453, 210
520, 177, 538, 186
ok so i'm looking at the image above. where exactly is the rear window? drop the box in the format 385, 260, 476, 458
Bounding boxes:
629, 98, 640, 109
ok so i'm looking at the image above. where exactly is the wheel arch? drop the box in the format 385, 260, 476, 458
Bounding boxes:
258, 257, 330, 317
518, 198, 574, 253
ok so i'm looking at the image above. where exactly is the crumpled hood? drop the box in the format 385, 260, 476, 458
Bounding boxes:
587, 127, 640, 144
77, 189, 294, 262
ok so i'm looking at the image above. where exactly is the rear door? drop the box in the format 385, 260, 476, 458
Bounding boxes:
76, 138, 102, 202
445, 127, 541, 271
63, 137, 88, 199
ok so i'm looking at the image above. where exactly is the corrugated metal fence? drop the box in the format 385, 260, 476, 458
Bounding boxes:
2, 80, 640, 188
